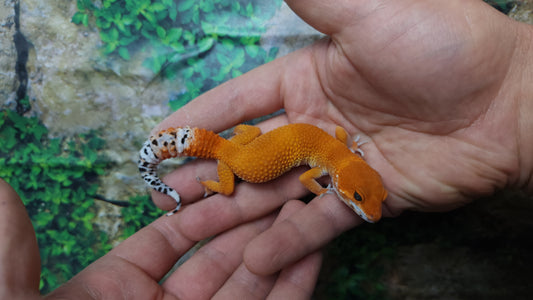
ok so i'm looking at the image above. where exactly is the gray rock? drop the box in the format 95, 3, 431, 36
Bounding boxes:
0, 0, 18, 105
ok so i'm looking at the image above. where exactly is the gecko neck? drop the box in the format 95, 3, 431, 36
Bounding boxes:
184, 127, 231, 159
148, 126, 234, 161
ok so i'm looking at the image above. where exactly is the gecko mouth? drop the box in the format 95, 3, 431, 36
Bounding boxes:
333, 189, 376, 223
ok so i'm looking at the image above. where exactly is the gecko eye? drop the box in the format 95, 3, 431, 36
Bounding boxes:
353, 192, 363, 201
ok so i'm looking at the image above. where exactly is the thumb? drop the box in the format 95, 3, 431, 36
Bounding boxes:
0, 179, 41, 298
284, 0, 370, 35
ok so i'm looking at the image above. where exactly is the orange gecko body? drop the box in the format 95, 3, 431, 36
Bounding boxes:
139, 123, 387, 222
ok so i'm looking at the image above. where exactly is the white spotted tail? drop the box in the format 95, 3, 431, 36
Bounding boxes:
138, 127, 194, 215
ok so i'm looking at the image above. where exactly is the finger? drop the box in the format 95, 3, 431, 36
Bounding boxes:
175, 166, 310, 241
244, 193, 362, 275
214, 200, 321, 300
284, 0, 368, 35
267, 201, 322, 300
0, 179, 40, 298
213, 263, 276, 300
150, 159, 218, 211
161, 210, 278, 299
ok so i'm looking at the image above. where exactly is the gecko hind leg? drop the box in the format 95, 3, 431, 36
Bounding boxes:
199, 161, 235, 196
230, 124, 261, 145
195, 125, 256, 198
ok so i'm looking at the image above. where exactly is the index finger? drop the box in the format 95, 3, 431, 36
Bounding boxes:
244, 193, 363, 275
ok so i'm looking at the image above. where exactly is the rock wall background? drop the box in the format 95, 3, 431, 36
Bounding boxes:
1, 0, 321, 206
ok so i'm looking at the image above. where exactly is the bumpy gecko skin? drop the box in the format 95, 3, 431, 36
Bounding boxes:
138, 123, 387, 222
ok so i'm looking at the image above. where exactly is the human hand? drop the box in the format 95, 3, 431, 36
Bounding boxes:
152, 0, 533, 280
0, 179, 320, 299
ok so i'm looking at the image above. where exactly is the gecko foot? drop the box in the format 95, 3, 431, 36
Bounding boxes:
196, 176, 215, 197
350, 135, 367, 157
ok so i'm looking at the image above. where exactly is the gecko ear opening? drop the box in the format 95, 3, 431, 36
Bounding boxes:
353, 191, 363, 201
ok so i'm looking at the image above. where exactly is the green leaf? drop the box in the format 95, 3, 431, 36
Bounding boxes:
118, 47, 130, 60
0, 126, 17, 150
245, 44, 260, 58
167, 28, 182, 41
103, 42, 117, 54
119, 35, 138, 46
156, 26, 166, 39
232, 2, 241, 12
134, 20, 142, 30
150, 3, 166, 12
32, 124, 47, 141
183, 30, 195, 44
82, 14, 89, 27
246, 3, 254, 17
200, 21, 214, 34
177, 0, 195, 12
196, 37, 214, 52
200, 0, 214, 12
169, 7, 177, 21
233, 49, 245, 68
100, 28, 118, 43
231, 69, 242, 78
142, 11, 157, 24
71, 12, 87, 26
122, 13, 136, 25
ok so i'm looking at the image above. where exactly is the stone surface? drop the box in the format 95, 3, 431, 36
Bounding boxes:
18, 0, 183, 208
509, 0, 533, 24
0, 0, 17, 104
262, 2, 323, 57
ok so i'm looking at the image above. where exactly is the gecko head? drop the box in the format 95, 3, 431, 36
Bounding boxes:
332, 160, 387, 223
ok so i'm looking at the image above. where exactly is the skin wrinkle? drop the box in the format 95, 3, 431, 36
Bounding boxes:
147, 221, 192, 264
314, 195, 351, 236
373, 3, 428, 56
320, 39, 448, 133
283, 49, 329, 123
196, 246, 235, 279
220, 266, 275, 299
75, 256, 145, 300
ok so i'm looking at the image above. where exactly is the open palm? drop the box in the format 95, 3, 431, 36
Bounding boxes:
153, 0, 530, 277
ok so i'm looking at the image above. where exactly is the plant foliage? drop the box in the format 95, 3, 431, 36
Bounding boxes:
0, 109, 162, 293
73, 0, 282, 110
0, 109, 109, 292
